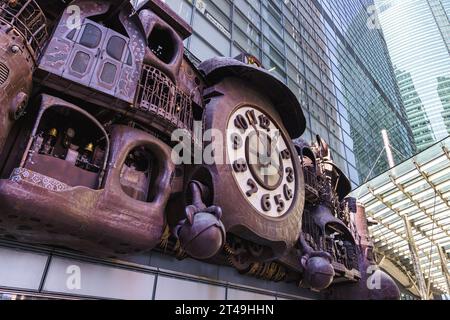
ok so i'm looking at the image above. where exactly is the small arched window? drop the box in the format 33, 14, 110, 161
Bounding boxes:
79, 23, 102, 48
106, 36, 126, 61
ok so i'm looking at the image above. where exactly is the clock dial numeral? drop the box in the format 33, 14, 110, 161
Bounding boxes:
274, 194, 285, 213
286, 167, 294, 183
283, 184, 293, 200
261, 194, 272, 212
235, 115, 248, 132
259, 114, 271, 131
246, 179, 258, 197
228, 106, 297, 216
281, 149, 291, 160
231, 133, 243, 149
233, 159, 248, 173
246, 109, 258, 126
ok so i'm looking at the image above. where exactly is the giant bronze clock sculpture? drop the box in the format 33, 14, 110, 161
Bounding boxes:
196, 59, 306, 259
0, 0, 400, 300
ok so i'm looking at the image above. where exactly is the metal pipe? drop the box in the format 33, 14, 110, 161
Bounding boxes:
381, 129, 395, 169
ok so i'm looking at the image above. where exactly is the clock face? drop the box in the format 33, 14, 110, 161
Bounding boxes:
227, 106, 296, 217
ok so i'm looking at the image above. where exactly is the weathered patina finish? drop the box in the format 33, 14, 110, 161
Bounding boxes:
0, 95, 175, 256
0, 0, 399, 299
0, 0, 46, 154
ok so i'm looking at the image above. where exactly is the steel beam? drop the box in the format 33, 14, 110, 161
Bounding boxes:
389, 174, 450, 239
403, 215, 429, 300
437, 245, 450, 295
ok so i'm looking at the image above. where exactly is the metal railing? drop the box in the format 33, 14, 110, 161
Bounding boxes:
135, 65, 194, 133
303, 168, 319, 202
0, 0, 48, 59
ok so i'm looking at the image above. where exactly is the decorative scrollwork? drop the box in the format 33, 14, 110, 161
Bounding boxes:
10, 167, 69, 192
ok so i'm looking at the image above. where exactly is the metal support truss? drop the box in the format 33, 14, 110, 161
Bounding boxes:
389, 174, 450, 239
367, 188, 444, 296
403, 215, 429, 300
437, 246, 450, 295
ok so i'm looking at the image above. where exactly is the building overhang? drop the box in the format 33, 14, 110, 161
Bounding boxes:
353, 136, 450, 298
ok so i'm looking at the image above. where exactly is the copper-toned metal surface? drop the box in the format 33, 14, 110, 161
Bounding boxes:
174, 181, 226, 260
0, 0, 399, 299
37, 0, 145, 105
134, 0, 193, 40
139, 8, 184, 83
199, 57, 307, 139
293, 138, 361, 290
0, 0, 45, 154
0, 0, 48, 59
325, 199, 401, 300
0, 95, 175, 256
134, 65, 194, 133
200, 76, 305, 260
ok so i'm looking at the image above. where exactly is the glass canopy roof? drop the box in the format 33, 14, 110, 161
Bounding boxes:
353, 136, 450, 298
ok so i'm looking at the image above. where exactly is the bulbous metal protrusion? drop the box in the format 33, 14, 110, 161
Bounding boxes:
176, 209, 226, 260
173, 181, 226, 260
303, 255, 335, 291
367, 269, 401, 300
10, 45, 20, 54
298, 233, 335, 291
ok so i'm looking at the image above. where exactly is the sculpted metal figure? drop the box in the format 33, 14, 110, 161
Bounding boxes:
0, 0, 399, 299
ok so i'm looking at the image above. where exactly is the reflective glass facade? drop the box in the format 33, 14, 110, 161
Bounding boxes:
153, 0, 414, 186
376, 0, 450, 151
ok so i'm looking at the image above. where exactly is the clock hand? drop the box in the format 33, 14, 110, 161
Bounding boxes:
257, 134, 271, 166
251, 122, 259, 139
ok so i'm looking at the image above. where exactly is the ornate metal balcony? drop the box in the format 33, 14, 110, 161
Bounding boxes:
303, 168, 319, 203
135, 65, 194, 134
0, 0, 48, 59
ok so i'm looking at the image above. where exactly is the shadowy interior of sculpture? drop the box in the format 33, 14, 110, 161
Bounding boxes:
25, 106, 107, 189
294, 137, 361, 287
302, 209, 360, 279
224, 235, 287, 282
324, 223, 359, 270
148, 26, 177, 64
120, 146, 158, 202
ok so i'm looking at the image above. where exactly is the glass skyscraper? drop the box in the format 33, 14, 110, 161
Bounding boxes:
376, 0, 450, 152
148, 0, 415, 186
